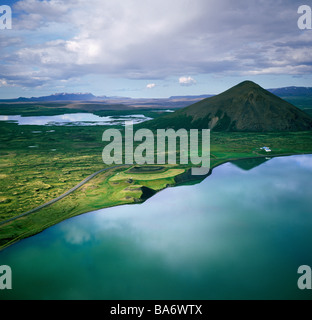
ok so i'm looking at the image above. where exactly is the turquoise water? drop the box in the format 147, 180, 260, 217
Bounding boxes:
1, 155, 312, 300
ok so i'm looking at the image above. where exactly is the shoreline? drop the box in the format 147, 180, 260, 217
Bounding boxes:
1, 152, 312, 251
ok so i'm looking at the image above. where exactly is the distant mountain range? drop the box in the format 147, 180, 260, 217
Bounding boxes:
1, 86, 312, 103
140, 81, 312, 132
0, 92, 103, 102
268, 86, 312, 97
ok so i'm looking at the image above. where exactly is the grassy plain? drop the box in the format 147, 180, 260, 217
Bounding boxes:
0, 110, 312, 249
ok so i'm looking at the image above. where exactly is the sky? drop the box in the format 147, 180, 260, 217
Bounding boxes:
0, 0, 312, 98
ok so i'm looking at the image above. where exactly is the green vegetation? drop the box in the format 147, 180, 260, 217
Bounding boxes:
1, 88, 312, 250
110, 168, 185, 182
1, 117, 311, 250
0, 122, 106, 223
142, 81, 312, 132
0, 102, 167, 119
127, 165, 166, 173
0, 103, 81, 116
281, 96, 312, 110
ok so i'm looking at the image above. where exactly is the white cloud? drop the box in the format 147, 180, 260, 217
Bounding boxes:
62, 225, 91, 245
179, 76, 197, 86
146, 83, 156, 89
294, 156, 312, 170
1, 0, 312, 90
13, 0, 74, 29
0, 79, 8, 87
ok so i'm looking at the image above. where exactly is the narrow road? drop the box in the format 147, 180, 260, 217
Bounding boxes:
0, 165, 127, 227
1, 152, 311, 227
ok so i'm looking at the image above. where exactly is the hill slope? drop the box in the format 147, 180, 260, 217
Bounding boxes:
142, 81, 312, 132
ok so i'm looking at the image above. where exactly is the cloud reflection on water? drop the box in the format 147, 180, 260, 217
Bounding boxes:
0, 113, 152, 126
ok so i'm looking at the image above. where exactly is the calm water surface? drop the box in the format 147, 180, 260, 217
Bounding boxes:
1, 155, 312, 300
0, 113, 152, 126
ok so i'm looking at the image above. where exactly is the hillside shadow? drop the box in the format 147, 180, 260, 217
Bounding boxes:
231, 157, 271, 171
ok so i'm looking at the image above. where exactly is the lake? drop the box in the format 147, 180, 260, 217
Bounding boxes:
0, 155, 312, 300
0, 113, 152, 126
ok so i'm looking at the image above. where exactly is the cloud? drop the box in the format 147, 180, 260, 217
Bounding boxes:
1, 0, 311, 90
179, 76, 197, 86
13, 0, 75, 30
62, 225, 91, 245
146, 83, 156, 89
0, 79, 8, 87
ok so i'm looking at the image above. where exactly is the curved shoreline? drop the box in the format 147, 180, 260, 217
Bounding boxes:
0, 152, 312, 251
1, 152, 312, 228
209, 152, 312, 171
